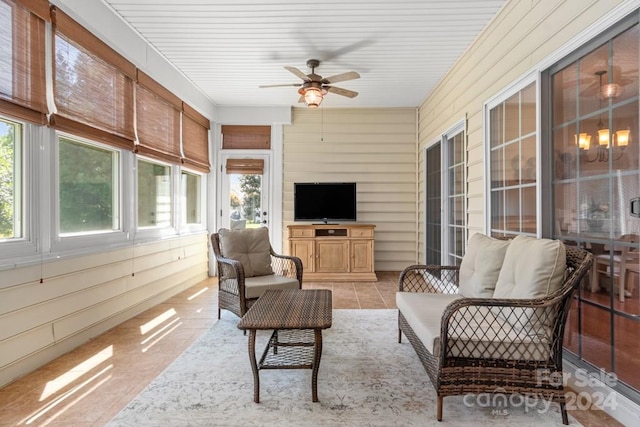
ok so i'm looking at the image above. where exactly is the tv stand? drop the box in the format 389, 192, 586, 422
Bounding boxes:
288, 224, 376, 282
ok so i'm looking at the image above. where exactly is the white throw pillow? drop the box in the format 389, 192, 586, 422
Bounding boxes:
493, 235, 566, 299
492, 235, 566, 337
458, 233, 511, 298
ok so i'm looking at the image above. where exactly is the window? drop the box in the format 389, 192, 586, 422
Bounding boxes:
58, 136, 119, 235
0, 116, 22, 239
51, 7, 135, 149
0, 0, 48, 125
137, 158, 171, 228
181, 170, 202, 226
444, 127, 466, 265
488, 81, 537, 237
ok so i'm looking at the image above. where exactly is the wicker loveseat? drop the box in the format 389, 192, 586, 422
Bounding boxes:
211, 227, 303, 319
397, 234, 593, 424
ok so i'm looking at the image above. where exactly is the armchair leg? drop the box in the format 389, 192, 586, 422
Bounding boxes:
398, 329, 402, 343
217, 308, 221, 319
437, 396, 443, 421
560, 402, 568, 425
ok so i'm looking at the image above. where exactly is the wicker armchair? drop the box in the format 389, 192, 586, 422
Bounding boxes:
397, 242, 593, 425
211, 229, 303, 319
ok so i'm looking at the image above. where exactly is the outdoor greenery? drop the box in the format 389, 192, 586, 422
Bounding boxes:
0, 123, 15, 238
59, 138, 115, 233
239, 174, 261, 225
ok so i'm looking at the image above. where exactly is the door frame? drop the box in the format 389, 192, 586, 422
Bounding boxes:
217, 151, 271, 229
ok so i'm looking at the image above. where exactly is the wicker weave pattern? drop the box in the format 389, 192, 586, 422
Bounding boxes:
237, 289, 332, 403
211, 233, 304, 319
238, 289, 332, 330
398, 244, 593, 425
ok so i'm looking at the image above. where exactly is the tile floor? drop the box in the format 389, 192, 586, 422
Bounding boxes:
0, 272, 621, 426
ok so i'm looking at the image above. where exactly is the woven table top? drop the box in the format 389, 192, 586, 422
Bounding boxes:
237, 289, 332, 330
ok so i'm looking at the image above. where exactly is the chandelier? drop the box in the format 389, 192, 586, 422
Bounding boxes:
575, 71, 630, 162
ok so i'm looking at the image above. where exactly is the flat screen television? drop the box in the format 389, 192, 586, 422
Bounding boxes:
294, 182, 357, 223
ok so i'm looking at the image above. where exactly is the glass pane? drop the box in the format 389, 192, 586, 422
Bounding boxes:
554, 182, 577, 236
59, 138, 118, 234
490, 146, 503, 188
490, 104, 503, 148
554, 125, 577, 181
521, 135, 536, 184
504, 92, 519, 142
454, 133, 464, 165
581, 304, 612, 372
522, 186, 536, 234
229, 173, 262, 229
505, 141, 519, 185
181, 171, 201, 225
491, 189, 504, 231
0, 2, 13, 96
611, 25, 639, 106
614, 314, 640, 391
565, 297, 579, 355
0, 118, 21, 239
505, 188, 520, 233
425, 144, 441, 266
553, 63, 577, 125
137, 159, 171, 228
521, 82, 536, 135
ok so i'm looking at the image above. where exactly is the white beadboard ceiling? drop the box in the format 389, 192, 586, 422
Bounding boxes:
101, 0, 508, 108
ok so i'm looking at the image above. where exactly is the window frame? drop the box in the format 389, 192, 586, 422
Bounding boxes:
51, 131, 128, 252
484, 72, 541, 238
134, 155, 177, 239
179, 166, 206, 233
442, 120, 467, 266
0, 114, 37, 261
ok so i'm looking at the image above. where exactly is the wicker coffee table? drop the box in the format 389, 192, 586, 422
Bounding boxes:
237, 289, 332, 403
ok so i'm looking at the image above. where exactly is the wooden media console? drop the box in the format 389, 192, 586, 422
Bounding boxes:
287, 224, 376, 281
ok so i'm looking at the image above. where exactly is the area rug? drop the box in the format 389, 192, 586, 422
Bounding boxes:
107, 309, 580, 426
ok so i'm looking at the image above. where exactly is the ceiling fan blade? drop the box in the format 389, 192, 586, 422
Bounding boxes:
327, 86, 358, 98
284, 66, 310, 81
323, 71, 360, 84
259, 83, 302, 88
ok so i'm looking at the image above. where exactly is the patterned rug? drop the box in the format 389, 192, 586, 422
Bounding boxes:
108, 309, 580, 426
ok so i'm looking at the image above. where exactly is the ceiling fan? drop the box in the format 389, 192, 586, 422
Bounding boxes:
259, 59, 360, 108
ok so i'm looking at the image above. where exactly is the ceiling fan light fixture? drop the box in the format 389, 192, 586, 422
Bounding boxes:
300, 87, 324, 108
601, 82, 622, 99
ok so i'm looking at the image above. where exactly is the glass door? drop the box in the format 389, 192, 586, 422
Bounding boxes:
425, 143, 442, 265
220, 155, 269, 230
550, 20, 640, 394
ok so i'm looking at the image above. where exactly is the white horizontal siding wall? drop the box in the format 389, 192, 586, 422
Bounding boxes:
283, 107, 417, 271
0, 233, 209, 387
416, 0, 625, 261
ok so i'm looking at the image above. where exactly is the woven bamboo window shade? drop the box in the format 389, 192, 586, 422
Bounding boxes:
0, 0, 49, 125
225, 158, 264, 175
134, 70, 181, 164
50, 6, 135, 151
182, 102, 210, 173
221, 125, 271, 150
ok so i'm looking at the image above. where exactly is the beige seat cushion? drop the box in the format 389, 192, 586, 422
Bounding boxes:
458, 233, 511, 298
244, 275, 300, 299
396, 292, 462, 354
218, 227, 274, 277
397, 292, 550, 361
